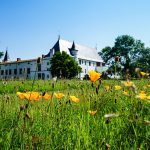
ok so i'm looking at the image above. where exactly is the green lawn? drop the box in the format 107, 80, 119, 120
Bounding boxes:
0, 79, 150, 149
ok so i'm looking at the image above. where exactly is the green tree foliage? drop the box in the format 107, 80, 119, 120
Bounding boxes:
0, 51, 3, 58
50, 51, 82, 79
134, 47, 150, 72
99, 35, 150, 76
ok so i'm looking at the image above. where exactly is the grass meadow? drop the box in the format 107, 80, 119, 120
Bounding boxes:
0, 79, 150, 149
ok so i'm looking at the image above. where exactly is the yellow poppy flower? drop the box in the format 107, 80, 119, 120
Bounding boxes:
69, 96, 80, 103
123, 91, 129, 96
87, 110, 97, 115
122, 81, 134, 87
89, 70, 101, 82
104, 85, 110, 91
42, 93, 52, 100
147, 96, 150, 100
147, 85, 150, 88
54, 93, 65, 99
136, 93, 147, 100
140, 91, 146, 94
140, 72, 149, 76
115, 85, 122, 90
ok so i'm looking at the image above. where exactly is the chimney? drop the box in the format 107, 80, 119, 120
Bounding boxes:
42, 54, 45, 58
17, 58, 21, 61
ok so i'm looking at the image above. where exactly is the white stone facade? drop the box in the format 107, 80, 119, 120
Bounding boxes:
0, 39, 104, 80
0, 58, 52, 80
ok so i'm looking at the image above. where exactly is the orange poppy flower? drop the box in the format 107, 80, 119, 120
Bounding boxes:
89, 70, 101, 82
87, 110, 97, 115
25, 92, 41, 101
17, 92, 26, 99
42, 92, 52, 100
17, 92, 41, 101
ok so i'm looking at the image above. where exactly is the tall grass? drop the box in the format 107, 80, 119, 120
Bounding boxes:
0, 79, 150, 149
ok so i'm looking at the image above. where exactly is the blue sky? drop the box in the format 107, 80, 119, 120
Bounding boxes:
0, 0, 150, 60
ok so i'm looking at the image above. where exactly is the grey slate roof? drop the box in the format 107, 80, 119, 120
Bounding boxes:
0, 58, 37, 65
52, 39, 103, 62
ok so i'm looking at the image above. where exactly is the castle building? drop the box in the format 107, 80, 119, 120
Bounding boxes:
0, 38, 104, 80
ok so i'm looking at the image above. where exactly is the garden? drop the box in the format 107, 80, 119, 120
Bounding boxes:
0, 71, 150, 149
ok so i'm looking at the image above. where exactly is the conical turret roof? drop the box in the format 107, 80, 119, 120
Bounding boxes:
3, 50, 10, 62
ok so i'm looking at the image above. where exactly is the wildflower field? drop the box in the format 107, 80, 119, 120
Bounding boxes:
0, 78, 150, 149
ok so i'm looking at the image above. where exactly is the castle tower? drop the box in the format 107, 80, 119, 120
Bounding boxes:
69, 41, 78, 60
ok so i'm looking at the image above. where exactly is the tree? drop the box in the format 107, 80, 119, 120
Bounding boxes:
0, 52, 3, 59
99, 35, 150, 76
134, 47, 150, 72
113, 35, 135, 72
50, 51, 82, 79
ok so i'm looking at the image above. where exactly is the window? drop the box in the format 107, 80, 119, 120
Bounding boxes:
37, 64, 41, 71
5, 70, 8, 75
47, 74, 49, 78
79, 60, 81, 65
85, 69, 86, 73
42, 73, 45, 80
96, 62, 100, 67
9, 69, 11, 75
89, 62, 91, 66
1, 70, 4, 75
14, 69, 17, 75
19, 68, 22, 74
85, 61, 86, 65
47, 68, 50, 71
27, 68, 30, 74
102, 63, 105, 66
38, 73, 41, 79
93, 62, 95, 66
47, 62, 50, 65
